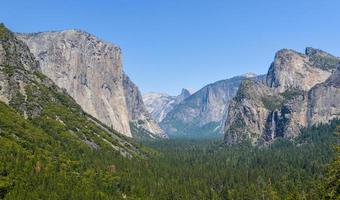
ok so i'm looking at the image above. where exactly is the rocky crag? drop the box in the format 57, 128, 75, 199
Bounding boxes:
159, 74, 265, 138
0, 23, 146, 157
17, 30, 165, 138
123, 74, 167, 138
143, 88, 191, 123
224, 48, 340, 145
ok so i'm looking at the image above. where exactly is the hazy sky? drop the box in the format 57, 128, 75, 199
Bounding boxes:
1, 0, 340, 95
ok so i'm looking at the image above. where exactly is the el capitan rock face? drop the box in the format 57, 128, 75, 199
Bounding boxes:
17, 30, 165, 138
224, 48, 340, 145
0, 24, 145, 157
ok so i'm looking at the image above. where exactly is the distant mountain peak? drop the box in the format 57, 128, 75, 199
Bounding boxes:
180, 88, 191, 97
241, 72, 257, 78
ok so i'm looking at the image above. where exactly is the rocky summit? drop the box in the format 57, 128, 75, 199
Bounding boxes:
17, 30, 165, 138
159, 74, 265, 138
224, 47, 340, 145
143, 88, 191, 123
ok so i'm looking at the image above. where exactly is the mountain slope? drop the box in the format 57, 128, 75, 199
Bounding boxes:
143, 88, 191, 122
0, 23, 152, 198
160, 74, 265, 138
0, 23, 146, 156
224, 48, 340, 145
16, 30, 164, 138
123, 73, 167, 138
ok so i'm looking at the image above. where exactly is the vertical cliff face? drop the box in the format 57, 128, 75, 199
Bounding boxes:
224, 80, 277, 144
0, 24, 146, 157
266, 49, 332, 92
160, 74, 264, 138
224, 48, 340, 145
17, 30, 165, 138
17, 30, 132, 137
123, 73, 166, 138
307, 69, 340, 126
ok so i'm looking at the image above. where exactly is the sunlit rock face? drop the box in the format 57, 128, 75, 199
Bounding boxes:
266, 49, 333, 92
123, 73, 166, 138
225, 48, 340, 145
143, 88, 191, 123
159, 74, 265, 138
17, 30, 165, 138
307, 69, 340, 126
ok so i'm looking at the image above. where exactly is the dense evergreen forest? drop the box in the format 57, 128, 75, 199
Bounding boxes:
0, 98, 339, 200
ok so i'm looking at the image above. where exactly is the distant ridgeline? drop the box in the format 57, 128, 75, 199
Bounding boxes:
144, 47, 339, 142
0, 23, 339, 199
144, 74, 266, 138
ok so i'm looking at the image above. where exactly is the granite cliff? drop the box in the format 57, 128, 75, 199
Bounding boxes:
160, 74, 265, 138
123, 73, 166, 138
0, 23, 145, 157
224, 48, 340, 145
17, 30, 165, 138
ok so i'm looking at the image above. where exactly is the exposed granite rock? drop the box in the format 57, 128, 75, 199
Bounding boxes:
161, 74, 265, 137
123, 73, 166, 138
266, 49, 332, 92
17, 30, 132, 137
225, 48, 340, 145
143, 88, 191, 123
307, 68, 340, 126
224, 80, 276, 144
17, 30, 166, 138
176, 88, 191, 103
0, 24, 146, 157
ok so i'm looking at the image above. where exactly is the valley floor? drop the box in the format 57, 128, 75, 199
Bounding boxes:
1, 118, 339, 199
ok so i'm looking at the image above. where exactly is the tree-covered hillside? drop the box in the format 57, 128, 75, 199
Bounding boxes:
0, 23, 338, 199
0, 23, 151, 199
127, 120, 339, 200
1, 110, 338, 199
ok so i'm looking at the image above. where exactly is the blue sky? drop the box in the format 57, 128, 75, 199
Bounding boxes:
1, 0, 340, 95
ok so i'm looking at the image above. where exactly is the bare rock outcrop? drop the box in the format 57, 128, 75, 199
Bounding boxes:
225, 48, 340, 145
0, 24, 147, 156
17, 30, 165, 138
17, 30, 132, 136
160, 74, 264, 137
224, 80, 276, 144
143, 88, 191, 123
307, 69, 340, 126
123, 73, 166, 138
266, 49, 332, 92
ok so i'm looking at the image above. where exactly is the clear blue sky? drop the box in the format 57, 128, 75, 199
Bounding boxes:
1, 0, 340, 95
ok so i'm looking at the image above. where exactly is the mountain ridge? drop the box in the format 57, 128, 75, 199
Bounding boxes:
159, 74, 265, 138
224, 47, 340, 145
143, 88, 191, 123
